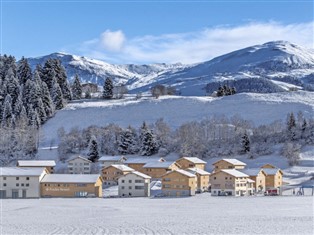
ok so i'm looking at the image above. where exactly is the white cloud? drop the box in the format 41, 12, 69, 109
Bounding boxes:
74, 22, 314, 64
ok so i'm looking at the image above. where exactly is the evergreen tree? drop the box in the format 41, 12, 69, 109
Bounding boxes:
87, 136, 99, 162
42, 59, 56, 90
241, 132, 250, 154
139, 122, 158, 156
1, 94, 13, 128
17, 57, 32, 85
51, 78, 65, 110
71, 74, 82, 100
287, 112, 297, 141
5, 68, 20, 104
53, 59, 72, 101
118, 126, 138, 154
103, 78, 113, 99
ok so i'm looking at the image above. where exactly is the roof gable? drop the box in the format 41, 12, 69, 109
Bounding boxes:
213, 159, 246, 166
66, 156, 92, 163
186, 168, 210, 176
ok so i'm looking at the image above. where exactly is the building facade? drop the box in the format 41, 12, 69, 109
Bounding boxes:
102, 164, 135, 186
0, 167, 47, 199
186, 168, 210, 192
41, 174, 103, 198
176, 157, 207, 170
142, 161, 180, 179
99, 156, 127, 169
240, 168, 266, 192
262, 168, 283, 189
210, 169, 254, 196
118, 171, 151, 197
161, 169, 197, 197
17, 160, 56, 173
67, 156, 92, 174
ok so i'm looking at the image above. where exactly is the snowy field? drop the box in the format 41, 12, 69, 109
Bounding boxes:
39, 91, 314, 147
1, 195, 313, 235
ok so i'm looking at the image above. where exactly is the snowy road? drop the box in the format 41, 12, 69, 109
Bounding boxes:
1, 194, 313, 235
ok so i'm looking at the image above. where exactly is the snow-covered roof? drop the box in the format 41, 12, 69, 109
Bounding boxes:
66, 156, 92, 163
99, 156, 126, 162
126, 171, 151, 179
181, 157, 206, 164
143, 161, 175, 169
41, 174, 101, 183
262, 168, 282, 176
163, 169, 196, 178
247, 179, 255, 183
110, 164, 134, 172
17, 160, 56, 167
186, 168, 210, 176
0, 167, 46, 176
125, 157, 164, 164
213, 159, 246, 166
221, 169, 249, 178
239, 168, 264, 176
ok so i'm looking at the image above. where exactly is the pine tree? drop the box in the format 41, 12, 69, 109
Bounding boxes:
5, 68, 20, 104
1, 94, 13, 128
40, 81, 55, 118
103, 78, 113, 99
241, 132, 250, 154
53, 59, 72, 101
87, 136, 99, 162
17, 57, 32, 85
71, 74, 82, 100
287, 112, 297, 141
51, 78, 65, 110
118, 126, 138, 154
139, 122, 158, 156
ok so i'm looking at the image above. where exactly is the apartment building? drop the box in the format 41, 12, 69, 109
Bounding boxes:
176, 157, 207, 170
102, 164, 135, 186
186, 168, 211, 192
17, 160, 56, 173
67, 156, 92, 174
212, 159, 246, 173
118, 171, 151, 197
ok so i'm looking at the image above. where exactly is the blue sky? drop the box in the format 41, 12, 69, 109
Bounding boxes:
1, 0, 313, 64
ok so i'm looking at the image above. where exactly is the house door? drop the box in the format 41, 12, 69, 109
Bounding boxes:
12, 190, 19, 199
0, 190, 6, 198
22, 190, 27, 198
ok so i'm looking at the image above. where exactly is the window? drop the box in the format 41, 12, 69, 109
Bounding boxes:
84, 163, 89, 166
228, 166, 233, 169
121, 180, 125, 183
69, 168, 73, 170
135, 186, 144, 190
77, 184, 87, 187
225, 177, 228, 180
230, 177, 232, 180
164, 178, 171, 182
214, 177, 216, 180
164, 184, 171, 188
16, 177, 19, 180
129, 186, 132, 189
26, 177, 29, 180
84, 168, 89, 170
3, 177, 6, 180
135, 180, 143, 183
3, 183, 6, 187
129, 180, 132, 183
21, 184, 24, 187
121, 186, 125, 189
16, 183, 19, 186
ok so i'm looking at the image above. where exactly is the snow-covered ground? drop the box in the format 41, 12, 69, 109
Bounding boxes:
39, 91, 314, 147
2, 195, 313, 235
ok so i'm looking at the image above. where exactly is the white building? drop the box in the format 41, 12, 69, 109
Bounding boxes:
0, 167, 47, 198
67, 156, 92, 174
99, 156, 127, 168
17, 160, 56, 173
118, 171, 151, 197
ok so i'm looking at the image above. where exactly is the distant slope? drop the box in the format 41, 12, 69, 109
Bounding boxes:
28, 41, 314, 95
40, 91, 314, 147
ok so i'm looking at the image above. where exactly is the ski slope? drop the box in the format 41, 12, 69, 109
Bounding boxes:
40, 91, 314, 147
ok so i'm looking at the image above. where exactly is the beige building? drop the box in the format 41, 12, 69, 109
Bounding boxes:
17, 160, 56, 173
67, 156, 92, 174
176, 157, 207, 170
118, 171, 151, 197
186, 168, 210, 192
142, 161, 180, 179
125, 157, 165, 173
161, 169, 197, 197
0, 167, 47, 198
240, 168, 266, 192
212, 159, 246, 173
99, 156, 127, 168
41, 174, 103, 198
210, 169, 254, 196
102, 164, 135, 186
262, 168, 283, 189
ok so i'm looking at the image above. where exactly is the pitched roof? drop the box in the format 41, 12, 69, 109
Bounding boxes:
110, 164, 135, 172
247, 179, 255, 183
181, 157, 206, 164
262, 168, 282, 176
143, 161, 176, 169
0, 167, 46, 176
66, 156, 92, 163
220, 169, 249, 177
213, 159, 246, 166
125, 157, 164, 164
99, 156, 126, 162
41, 174, 101, 183
125, 171, 151, 179
239, 168, 264, 176
186, 168, 211, 176
17, 160, 56, 167
163, 169, 196, 178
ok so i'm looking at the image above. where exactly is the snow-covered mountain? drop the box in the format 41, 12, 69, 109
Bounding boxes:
28, 41, 314, 95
